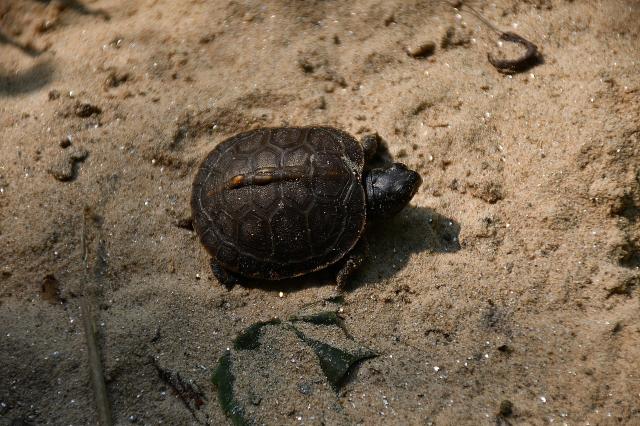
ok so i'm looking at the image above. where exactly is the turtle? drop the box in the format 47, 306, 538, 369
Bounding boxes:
191, 126, 422, 288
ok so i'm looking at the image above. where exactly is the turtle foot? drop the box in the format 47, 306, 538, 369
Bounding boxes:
210, 260, 240, 290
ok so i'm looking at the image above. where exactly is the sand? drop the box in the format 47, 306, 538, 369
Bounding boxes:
1, 0, 639, 424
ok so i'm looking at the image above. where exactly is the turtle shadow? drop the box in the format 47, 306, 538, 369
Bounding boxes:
33, 0, 110, 19
349, 206, 461, 289
238, 265, 337, 293
237, 206, 460, 293
0, 30, 43, 57
0, 60, 54, 96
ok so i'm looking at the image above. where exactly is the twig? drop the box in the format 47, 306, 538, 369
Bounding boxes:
80, 207, 112, 426
487, 31, 540, 74
442, 1, 542, 74
149, 356, 206, 423
443, 1, 502, 35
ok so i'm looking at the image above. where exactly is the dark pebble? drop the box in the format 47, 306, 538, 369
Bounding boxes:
250, 394, 262, 406
499, 399, 513, 417
497, 344, 513, 354
104, 70, 130, 89
48, 90, 61, 100
59, 136, 72, 148
406, 41, 436, 58
298, 383, 312, 395
75, 102, 102, 118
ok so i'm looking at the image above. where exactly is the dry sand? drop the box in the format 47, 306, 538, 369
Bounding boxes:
1, 0, 639, 424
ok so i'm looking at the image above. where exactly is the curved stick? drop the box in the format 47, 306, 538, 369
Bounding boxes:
488, 31, 541, 74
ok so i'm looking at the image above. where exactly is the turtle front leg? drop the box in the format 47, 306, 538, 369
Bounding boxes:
210, 259, 240, 290
336, 239, 369, 291
361, 133, 380, 161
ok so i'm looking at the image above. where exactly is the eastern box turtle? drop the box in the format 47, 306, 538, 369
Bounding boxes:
191, 126, 422, 287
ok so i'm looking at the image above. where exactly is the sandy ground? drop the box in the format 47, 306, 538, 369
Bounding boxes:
1, 0, 640, 424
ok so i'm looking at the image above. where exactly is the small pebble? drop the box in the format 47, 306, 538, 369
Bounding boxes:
74, 102, 101, 118
48, 89, 61, 100
298, 383, 312, 395
406, 41, 436, 58
384, 13, 396, 26
48, 148, 89, 181
59, 136, 72, 148
104, 70, 130, 89
499, 400, 513, 417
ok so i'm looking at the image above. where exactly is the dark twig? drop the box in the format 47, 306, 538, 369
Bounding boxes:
452, 1, 502, 35
80, 207, 112, 426
444, 1, 542, 74
149, 356, 206, 423
487, 31, 541, 74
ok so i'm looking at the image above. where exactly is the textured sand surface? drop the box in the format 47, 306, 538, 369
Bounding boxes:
1, 0, 639, 424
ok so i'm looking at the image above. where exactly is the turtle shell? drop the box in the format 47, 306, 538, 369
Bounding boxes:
191, 126, 366, 280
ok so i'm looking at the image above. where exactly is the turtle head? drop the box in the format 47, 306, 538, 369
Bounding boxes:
364, 163, 422, 220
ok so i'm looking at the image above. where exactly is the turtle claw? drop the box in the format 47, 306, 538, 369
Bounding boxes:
361, 133, 380, 161
210, 260, 239, 290
336, 257, 362, 291
335, 240, 368, 291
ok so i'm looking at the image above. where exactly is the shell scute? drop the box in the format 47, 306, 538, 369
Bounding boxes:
191, 126, 366, 280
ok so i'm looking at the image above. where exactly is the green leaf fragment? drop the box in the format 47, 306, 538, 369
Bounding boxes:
233, 318, 281, 350
212, 313, 377, 424
212, 352, 248, 426
293, 328, 376, 390
324, 294, 345, 304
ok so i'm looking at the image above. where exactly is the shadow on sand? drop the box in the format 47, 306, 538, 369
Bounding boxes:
34, 0, 110, 19
0, 30, 43, 57
350, 205, 461, 289
0, 60, 54, 96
